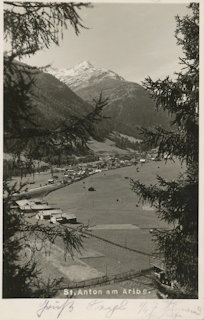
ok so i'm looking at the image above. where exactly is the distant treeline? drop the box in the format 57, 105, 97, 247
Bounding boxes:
41, 153, 100, 166
3, 159, 49, 181
110, 134, 151, 152
3, 153, 100, 180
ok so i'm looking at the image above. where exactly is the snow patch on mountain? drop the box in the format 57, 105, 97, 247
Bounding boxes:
45, 61, 126, 90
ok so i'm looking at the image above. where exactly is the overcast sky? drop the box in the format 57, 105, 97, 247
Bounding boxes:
4, 1, 192, 84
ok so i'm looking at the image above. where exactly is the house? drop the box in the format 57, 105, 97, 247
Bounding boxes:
150, 255, 173, 287
15, 199, 52, 213
140, 159, 146, 163
50, 212, 77, 224
36, 209, 63, 220
27, 203, 52, 212
48, 179, 54, 184
63, 212, 77, 223
30, 198, 48, 205
64, 169, 76, 177
15, 199, 32, 211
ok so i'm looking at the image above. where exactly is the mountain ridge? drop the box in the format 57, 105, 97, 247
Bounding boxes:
45, 61, 172, 139
45, 60, 126, 90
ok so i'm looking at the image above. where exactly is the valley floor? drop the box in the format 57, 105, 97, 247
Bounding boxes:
22, 159, 185, 299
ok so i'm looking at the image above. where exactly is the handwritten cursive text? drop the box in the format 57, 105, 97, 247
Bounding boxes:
37, 299, 74, 318
87, 299, 128, 318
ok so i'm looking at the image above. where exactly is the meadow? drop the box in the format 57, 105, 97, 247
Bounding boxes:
21, 158, 185, 298
44, 159, 185, 275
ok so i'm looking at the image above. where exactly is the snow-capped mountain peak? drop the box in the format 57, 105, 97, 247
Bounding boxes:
75, 60, 94, 70
45, 61, 126, 90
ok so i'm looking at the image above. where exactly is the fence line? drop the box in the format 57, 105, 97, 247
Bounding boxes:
57, 267, 153, 290
64, 224, 151, 257
84, 231, 151, 256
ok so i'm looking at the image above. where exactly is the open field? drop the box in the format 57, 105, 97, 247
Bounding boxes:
45, 159, 185, 229
9, 171, 62, 190
87, 137, 131, 155
21, 159, 185, 298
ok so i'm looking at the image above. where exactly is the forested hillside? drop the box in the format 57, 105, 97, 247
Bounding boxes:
46, 61, 173, 139
4, 59, 111, 159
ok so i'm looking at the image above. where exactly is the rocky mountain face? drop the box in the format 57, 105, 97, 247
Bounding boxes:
45, 61, 172, 139
45, 61, 125, 90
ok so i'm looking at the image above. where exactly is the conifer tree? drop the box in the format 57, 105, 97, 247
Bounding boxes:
131, 3, 199, 298
4, 2, 107, 162
3, 2, 108, 298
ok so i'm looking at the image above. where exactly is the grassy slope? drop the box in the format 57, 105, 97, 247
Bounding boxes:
45, 159, 185, 255
87, 137, 131, 155
20, 160, 185, 298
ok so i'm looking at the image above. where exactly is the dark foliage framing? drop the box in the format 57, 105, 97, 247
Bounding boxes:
131, 3, 199, 298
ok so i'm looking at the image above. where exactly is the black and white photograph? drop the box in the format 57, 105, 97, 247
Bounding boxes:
1, 0, 203, 319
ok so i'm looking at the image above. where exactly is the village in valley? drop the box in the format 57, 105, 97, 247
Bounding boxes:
7, 146, 182, 299
3, 2, 198, 305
